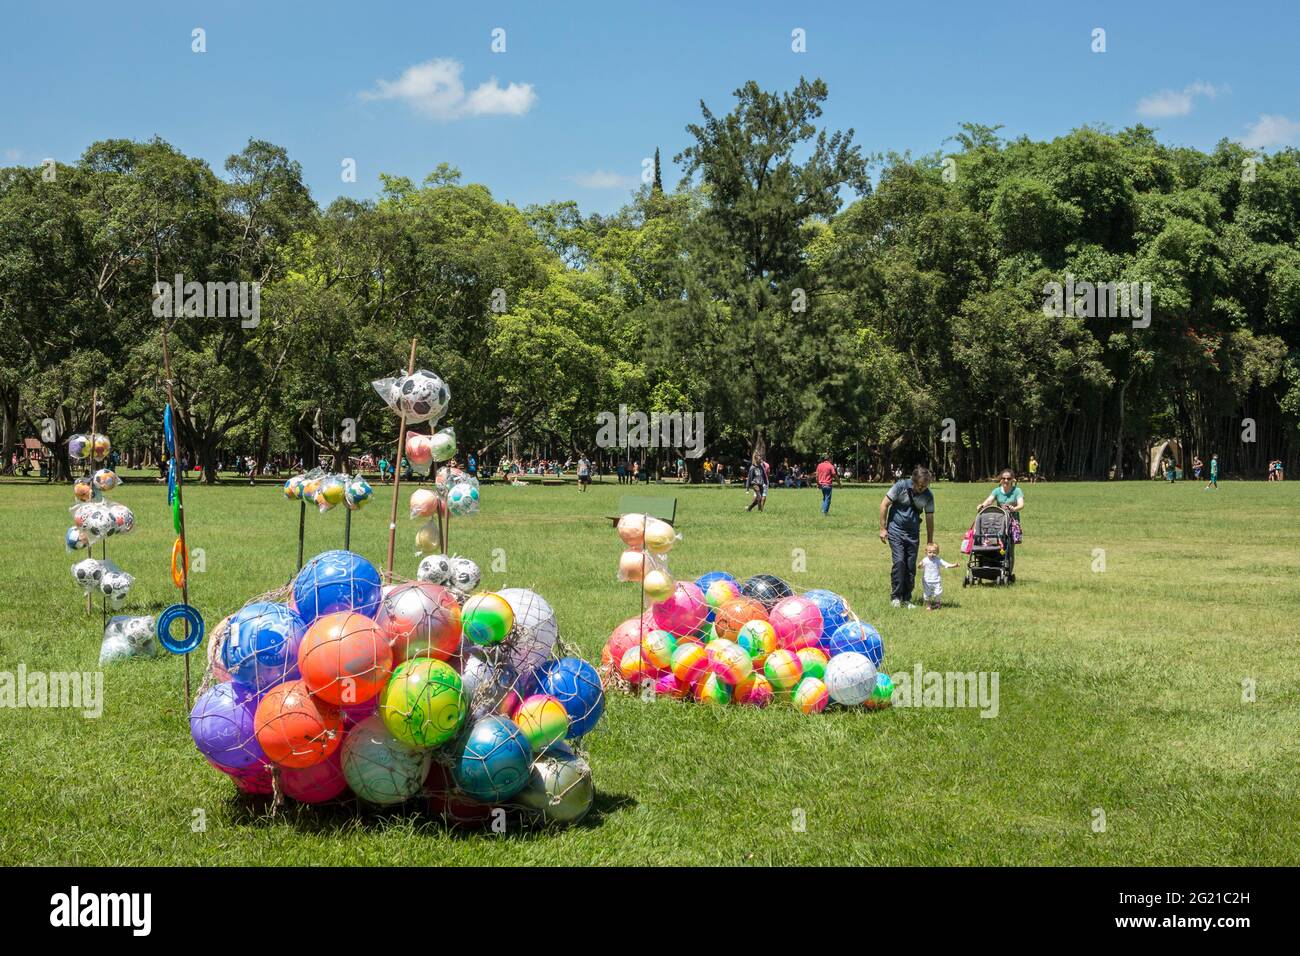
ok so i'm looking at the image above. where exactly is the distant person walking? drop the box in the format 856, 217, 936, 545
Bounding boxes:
1192, 455, 1203, 480
576, 454, 591, 492
1027, 453, 1039, 483
816, 455, 838, 516
878, 465, 935, 609
1204, 454, 1219, 490
745, 454, 768, 513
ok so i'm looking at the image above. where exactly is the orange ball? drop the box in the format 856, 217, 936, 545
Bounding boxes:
298, 611, 393, 706
254, 679, 343, 769
714, 597, 769, 643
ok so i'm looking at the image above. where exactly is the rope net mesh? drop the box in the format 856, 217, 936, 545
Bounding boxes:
196, 559, 603, 830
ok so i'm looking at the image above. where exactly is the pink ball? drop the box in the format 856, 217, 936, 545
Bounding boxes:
406, 433, 433, 465
652, 582, 708, 637
280, 751, 348, 804
208, 757, 273, 795
654, 672, 691, 699
340, 695, 379, 729
607, 616, 649, 668
769, 596, 825, 651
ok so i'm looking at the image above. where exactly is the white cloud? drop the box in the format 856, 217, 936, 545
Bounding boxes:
1136, 81, 1222, 118
360, 58, 536, 120
1243, 114, 1300, 150
570, 169, 639, 190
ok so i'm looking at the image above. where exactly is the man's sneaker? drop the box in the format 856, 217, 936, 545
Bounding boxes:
904, 602, 917, 609
891, 599, 901, 608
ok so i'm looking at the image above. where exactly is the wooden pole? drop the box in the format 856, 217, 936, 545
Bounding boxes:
297, 498, 306, 572
384, 338, 418, 582
162, 328, 192, 710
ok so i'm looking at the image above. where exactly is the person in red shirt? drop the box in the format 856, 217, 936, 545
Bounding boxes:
816, 456, 839, 515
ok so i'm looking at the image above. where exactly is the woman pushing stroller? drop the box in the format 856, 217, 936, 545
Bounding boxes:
977, 469, 1025, 542
961, 468, 1026, 588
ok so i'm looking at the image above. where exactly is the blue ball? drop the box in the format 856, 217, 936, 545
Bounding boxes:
824, 621, 884, 666
291, 550, 382, 625
804, 588, 850, 639
452, 716, 533, 802
694, 571, 737, 621
539, 657, 605, 738
221, 602, 306, 692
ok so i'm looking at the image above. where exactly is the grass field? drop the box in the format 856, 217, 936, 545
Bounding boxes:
1, 475, 1297, 866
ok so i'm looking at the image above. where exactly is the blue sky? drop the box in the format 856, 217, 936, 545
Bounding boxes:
3, 0, 1297, 214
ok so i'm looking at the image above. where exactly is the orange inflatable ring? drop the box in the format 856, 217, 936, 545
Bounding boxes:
171, 537, 189, 589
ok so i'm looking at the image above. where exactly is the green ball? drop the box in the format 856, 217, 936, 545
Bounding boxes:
380, 658, 466, 747
341, 714, 432, 805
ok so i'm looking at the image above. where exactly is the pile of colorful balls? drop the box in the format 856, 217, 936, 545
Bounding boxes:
604, 569, 893, 713
283, 468, 373, 513
606, 511, 891, 712
191, 548, 604, 827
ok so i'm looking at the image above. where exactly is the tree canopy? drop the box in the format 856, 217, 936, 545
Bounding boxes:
3, 80, 1297, 481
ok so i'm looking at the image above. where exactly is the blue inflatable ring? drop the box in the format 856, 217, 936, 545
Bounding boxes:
157, 603, 204, 654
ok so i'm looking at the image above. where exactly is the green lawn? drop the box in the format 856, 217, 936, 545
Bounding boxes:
1, 475, 1297, 865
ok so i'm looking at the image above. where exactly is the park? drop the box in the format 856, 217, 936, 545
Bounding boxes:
1, 471, 1298, 865
1, 5, 1298, 895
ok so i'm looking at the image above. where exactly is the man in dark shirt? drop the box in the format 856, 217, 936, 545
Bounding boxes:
878, 466, 936, 608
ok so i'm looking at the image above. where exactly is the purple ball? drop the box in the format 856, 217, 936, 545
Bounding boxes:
190, 683, 265, 771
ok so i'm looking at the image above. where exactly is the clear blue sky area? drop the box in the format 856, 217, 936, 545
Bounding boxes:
3, 0, 1296, 213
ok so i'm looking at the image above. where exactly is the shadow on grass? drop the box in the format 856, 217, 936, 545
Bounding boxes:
221, 787, 637, 840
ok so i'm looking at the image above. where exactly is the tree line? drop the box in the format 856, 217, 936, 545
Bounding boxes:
2, 77, 1297, 482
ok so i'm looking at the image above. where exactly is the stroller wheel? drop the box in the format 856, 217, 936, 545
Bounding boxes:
962, 575, 969, 588
1009, 573, 1016, 584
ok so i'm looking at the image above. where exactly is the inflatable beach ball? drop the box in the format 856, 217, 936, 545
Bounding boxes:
451, 715, 533, 803
461, 592, 514, 647
769, 595, 824, 652
221, 602, 307, 693
516, 748, 595, 825
292, 550, 383, 625
379, 658, 466, 748
824, 651, 878, 706
824, 621, 884, 666
341, 714, 432, 805
190, 682, 265, 772
539, 657, 605, 738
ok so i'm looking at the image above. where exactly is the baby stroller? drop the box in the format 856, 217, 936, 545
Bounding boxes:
963, 505, 1015, 587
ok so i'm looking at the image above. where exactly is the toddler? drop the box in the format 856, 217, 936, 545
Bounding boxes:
919, 543, 957, 610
